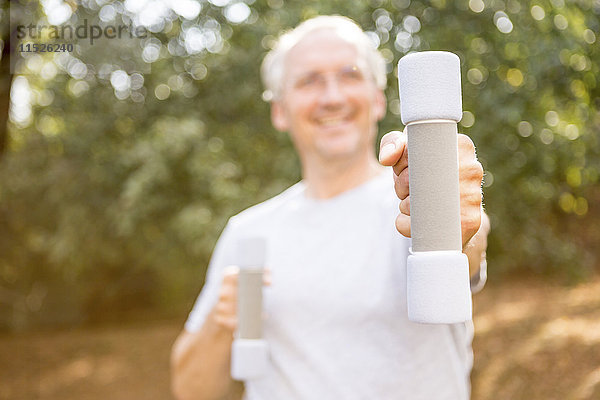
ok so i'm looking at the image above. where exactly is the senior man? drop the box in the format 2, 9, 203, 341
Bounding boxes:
171, 15, 489, 400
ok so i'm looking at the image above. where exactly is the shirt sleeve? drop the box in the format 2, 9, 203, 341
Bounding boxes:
184, 219, 238, 333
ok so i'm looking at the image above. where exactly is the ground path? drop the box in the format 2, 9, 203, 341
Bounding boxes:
2, 275, 599, 400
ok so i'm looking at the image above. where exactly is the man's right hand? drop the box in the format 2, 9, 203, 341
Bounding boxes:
171, 266, 270, 400
211, 266, 272, 332
212, 266, 241, 332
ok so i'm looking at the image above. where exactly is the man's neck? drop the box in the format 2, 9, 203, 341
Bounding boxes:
301, 152, 385, 199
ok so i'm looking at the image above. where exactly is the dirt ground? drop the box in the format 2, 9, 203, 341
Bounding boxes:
2, 275, 599, 400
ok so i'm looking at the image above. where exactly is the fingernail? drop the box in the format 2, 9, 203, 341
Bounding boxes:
379, 143, 396, 162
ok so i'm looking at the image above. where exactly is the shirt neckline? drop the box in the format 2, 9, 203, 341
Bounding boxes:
298, 168, 389, 205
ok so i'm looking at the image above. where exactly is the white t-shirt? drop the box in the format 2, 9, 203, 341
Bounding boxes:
186, 170, 473, 400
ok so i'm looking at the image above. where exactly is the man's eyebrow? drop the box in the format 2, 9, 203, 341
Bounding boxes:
292, 69, 320, 77
295, 64, 360, 75
289, 70, 320, 83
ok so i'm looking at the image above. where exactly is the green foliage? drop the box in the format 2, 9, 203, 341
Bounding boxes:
1, 0, 598, 330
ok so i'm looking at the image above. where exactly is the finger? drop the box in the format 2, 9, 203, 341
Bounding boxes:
457, 134, 477, 163
395, 213, 411, 238
392, 146, 409, 176
218, 284, 237, 304
219, 267, 239, 302
461, 207, 482, 246
215, 299, 236, 317
399, 196, 411, 216
223, 265, 240, 278
458, 159, 484, 245
379, 130, 407, 166
221, 266, 239, 289
459, 161, 484, 186
214, 314, 237, 331
460, 182, 483, 213
263, 269, 272, 286
393, 167, 410, 200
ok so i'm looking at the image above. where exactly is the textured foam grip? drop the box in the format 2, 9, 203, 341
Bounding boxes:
236, 237, 266, 339
237, 268, 264, 339
406, 121, 462, 252
397, 51, 462, 124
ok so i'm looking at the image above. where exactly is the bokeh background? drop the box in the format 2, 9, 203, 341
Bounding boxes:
0, 0, 599, 399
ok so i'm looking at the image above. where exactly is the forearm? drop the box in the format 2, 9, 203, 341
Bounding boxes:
463, 210, 489, 279
171, 310, 242, 400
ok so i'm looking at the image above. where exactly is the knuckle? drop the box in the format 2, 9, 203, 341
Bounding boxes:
392, 162, 405, 176
215, 303, 228, 316
393, 173, 409, 199
458, 134, 476, 152
381, 130, 401, 146
395, 213, 411, 236
400, 198, 411, 215
217, 302, 236, 317
219, 286, 237, 302
462, 211, 482, 233
461, 193, 483, 210
399, 168, 410, 187
473, 162, 484, 180
223, 265, 239, 277
223, 272, 239, 282
462, 162, 484, 182
215, 315, 237, 330
394, 183, 407, 200
222, 277, 238, 289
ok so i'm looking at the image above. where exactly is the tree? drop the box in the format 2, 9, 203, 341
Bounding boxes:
0, 0, 598, 330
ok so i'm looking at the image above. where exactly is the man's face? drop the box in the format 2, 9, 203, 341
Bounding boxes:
271, 29, 386, 163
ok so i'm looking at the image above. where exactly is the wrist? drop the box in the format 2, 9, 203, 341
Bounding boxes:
470, 256, 487, 294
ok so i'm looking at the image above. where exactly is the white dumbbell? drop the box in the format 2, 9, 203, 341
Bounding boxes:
398, 51, 472, 324
231, 237, 269, 380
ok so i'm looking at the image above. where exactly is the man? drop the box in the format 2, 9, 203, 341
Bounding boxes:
171, 16, 489, 400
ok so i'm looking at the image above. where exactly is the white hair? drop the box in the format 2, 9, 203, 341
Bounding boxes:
260, 15, 387, 101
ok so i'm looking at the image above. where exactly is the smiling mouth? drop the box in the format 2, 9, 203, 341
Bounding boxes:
315, 116, 351, 127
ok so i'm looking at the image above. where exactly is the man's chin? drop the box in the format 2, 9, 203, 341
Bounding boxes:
316, 142, 361, 160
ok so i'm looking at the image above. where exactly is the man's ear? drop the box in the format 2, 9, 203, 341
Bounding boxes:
271, 101, 289, 132
374, 89, 387, 121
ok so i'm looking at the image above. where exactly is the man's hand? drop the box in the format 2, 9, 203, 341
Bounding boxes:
378, 130, 484, 248
172, 264, 272, 400
212, 266, 272, 332
212, 266, 241, 331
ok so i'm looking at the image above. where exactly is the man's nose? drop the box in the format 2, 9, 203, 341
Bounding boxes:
319, 76, 345, 106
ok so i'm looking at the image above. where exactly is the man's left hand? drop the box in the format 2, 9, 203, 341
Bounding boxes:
378, 130, 484, 248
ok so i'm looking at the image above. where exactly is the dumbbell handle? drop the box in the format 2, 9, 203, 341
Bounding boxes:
237, 268, 264, 339
407, 120, 462, 252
